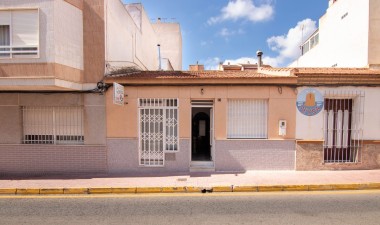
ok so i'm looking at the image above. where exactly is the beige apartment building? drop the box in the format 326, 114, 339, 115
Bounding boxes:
0, 0, 182, 175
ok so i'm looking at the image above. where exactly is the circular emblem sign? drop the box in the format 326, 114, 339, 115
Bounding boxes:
296, 88, 324, 116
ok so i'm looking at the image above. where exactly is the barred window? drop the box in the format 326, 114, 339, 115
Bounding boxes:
323, 90, 364, 163
22, 106, 84, 145
138, 99, 179, 167
227, 99, 268, 139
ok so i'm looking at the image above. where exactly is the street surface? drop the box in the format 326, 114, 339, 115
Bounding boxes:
1, 191, 380, 225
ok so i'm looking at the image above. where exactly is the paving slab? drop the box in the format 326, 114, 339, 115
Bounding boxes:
0, 170, 379, 194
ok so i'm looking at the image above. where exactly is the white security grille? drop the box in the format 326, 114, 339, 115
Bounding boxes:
228, 99, 268, 139
323, 90, 364, 163
22, 106, 84, 145
139, 99, 179, 166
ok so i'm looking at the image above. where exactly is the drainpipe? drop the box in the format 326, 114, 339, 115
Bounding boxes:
157, 44, 162, 70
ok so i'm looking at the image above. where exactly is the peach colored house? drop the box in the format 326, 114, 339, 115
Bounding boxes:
104, 67, 298, 173
103, 66, 380, 173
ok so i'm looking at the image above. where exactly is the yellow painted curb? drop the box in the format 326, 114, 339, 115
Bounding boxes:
365, 183, 380, 190
308, 185, 333, 191
258, 185, 283, 192
112, 187, 136, 194
0, 188, 17, 194
233, 186, 258, 192
212, 186, 233, 192
63, 188, 89, 194
136, 187, 162, 193
332, 184, 361, 190
16, 188, 40, 195
283, 185, 309, 192
88, 188, 113, 194
186, 187, 203, 193
40, 189, 64, 195
162, 187, 186, 193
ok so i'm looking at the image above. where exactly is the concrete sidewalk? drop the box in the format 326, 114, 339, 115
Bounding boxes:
1, 170, 380, 194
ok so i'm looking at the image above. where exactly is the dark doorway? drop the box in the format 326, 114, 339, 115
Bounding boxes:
192, 108, 211, 161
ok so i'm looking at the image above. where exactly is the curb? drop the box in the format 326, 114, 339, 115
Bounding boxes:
1, 183, 379, 195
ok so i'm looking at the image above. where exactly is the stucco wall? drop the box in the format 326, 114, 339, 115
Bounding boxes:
296, 87, 380, 141
290, 0, 370, 67
369, 0, 380, 66
105, 1, 158, 71
83, 0, 105, 83
296, 141, 380, 170
54, 0, 84, 70
152, 22, 182, 70
0, 96, 22, 144
106, 85, 297, 140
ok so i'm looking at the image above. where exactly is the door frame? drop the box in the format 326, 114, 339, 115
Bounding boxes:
190, 103, 214, 163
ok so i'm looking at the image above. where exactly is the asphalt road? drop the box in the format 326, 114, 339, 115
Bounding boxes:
1, 191, 380, 225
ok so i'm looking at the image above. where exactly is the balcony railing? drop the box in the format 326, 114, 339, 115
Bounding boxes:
0, 45, 39, 58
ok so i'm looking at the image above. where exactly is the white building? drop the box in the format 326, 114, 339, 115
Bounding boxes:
290, 0, 380, 68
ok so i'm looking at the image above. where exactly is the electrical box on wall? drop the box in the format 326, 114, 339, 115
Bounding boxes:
279, 120, 287, 136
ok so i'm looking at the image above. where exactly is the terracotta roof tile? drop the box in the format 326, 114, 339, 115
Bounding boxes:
106, 70, 296, 79
294, 68, 380, 75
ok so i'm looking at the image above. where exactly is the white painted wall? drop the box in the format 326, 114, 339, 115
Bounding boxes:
290, 0, 370, 68
54, 0, 83, 70
152, 22, 182, 70
105, 0, 158, 71
296, 86, 380, 141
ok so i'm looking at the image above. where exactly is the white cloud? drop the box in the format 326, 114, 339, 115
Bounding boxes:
207, 18, 318, 68
223, 56, 280, 67
202, 57, 222, 70
218, 28, 245, 37
208, 0, 274, 25
266, 18, 317, 65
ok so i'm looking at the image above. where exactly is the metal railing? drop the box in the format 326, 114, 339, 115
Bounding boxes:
0, 45, 39, 58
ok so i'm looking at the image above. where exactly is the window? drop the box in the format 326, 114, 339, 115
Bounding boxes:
302, 42, 310, 55
139, 99, 179, 167
0, 9, 39, 59
228, 99, 268, 139
310, 33, 319, 49
323, 91, 364, 163
22, 106, 84, 145
302, 32, 319, 55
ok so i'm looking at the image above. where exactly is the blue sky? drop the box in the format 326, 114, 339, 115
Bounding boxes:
124, 0, 327, 70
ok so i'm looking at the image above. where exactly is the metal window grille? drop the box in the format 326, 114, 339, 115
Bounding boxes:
323, 90, 365, 163
22, 106, 84, 145
138, 98, 179, 167
227, 99, 268, 139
